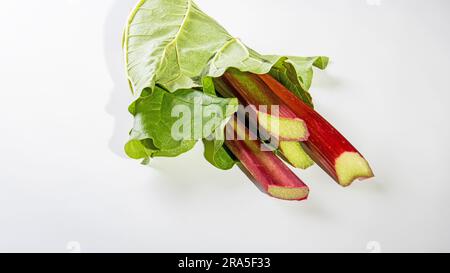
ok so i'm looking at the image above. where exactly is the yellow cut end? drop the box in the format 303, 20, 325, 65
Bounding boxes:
279, 142, 314, 169
335, 152, 374, 187
258, 112, 308, 140
268, 186, 309, 201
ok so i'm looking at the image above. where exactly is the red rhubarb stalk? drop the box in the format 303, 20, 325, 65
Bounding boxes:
225, 118, 309, 201
215, 75, 314, 169
220, 69, 309, 141
258, 74, 374, 186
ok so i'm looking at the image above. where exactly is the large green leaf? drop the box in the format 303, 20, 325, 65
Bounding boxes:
124, 0, 232, 94
199, 76, 236, 170
202, 132, 236, 170
124, 0, 327, 101
285, 56, 329, 91
125, 87, 238, 163
123, 0, 329, 168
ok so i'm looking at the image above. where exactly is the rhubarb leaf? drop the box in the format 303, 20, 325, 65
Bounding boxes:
201, 77, 236, 170
269, 56, 329, 107
202, 137, 236, 170
125, 87, 238, 162
124, 0, 328, 100
202, 107, 236, 170
124, 0, 232, 95
124, 0, 328, 168
124, 139, 153, 160
285, 56, 329, 91
202, 77, 216, 96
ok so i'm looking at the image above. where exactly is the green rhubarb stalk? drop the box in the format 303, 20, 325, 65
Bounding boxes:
278, 142, 314, 170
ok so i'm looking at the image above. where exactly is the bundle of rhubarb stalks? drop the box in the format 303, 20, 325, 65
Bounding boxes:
123, 0, 374, 201
215, 69, 373, 201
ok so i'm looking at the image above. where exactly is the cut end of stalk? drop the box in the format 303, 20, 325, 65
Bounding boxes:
279, 142, 314, 169
258, 112, 309, 141
268, 186, 309, 201
335, 152, 374, 187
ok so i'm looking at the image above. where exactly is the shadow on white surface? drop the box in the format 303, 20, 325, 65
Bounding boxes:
104, 0, 136, 158
312, 70, 342, 90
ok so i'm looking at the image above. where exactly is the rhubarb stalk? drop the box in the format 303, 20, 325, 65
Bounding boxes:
258, 74, 374, 186
278, 142, 314, 170
225, 118, 309, 201
219, 69, 309, 141
215, 76, 313, 169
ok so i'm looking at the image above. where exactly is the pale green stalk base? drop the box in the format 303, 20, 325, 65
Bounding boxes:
335, 152, 374, 187
258, 112, 308, 141
268, 186, 309, 200
279, 142, 314, 169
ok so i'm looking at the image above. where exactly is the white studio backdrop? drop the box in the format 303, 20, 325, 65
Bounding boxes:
0, 0, 449, 252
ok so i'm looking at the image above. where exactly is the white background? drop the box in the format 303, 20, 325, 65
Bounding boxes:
0, 0, 449, 252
